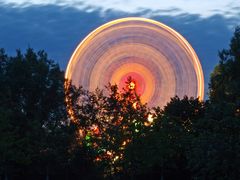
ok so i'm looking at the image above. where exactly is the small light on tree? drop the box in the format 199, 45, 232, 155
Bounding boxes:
147, 114, 154, 123
128, 81, 136, 90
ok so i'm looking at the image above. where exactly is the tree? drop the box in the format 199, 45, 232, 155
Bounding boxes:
188, 116, 240, 180
124, 96, 205, 179
0, 48, 75, 179
209, 26, 240, 112
65, 77, 152, 178
188, 26, 240, 179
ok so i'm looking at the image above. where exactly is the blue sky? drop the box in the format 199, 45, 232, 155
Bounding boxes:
0, 0, 239, 95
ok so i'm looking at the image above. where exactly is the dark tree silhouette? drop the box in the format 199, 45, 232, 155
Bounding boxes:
188, 26, 240, 179
65, 77, 154, 178
209, 26, 240, 111
0, 48, 93, 180
124, 96, 205, 180
0, 25, 239, 180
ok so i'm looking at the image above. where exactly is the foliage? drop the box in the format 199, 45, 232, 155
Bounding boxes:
188, 116, 240, 180
209, 26, 240, 108
124, 96, 205, 179
0, 25, 240, 179
0, 48, 94, 179
65, 77, 152, 178
188, 26, 240, 179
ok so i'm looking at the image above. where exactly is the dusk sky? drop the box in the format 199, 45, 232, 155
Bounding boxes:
0, 0, 240, 96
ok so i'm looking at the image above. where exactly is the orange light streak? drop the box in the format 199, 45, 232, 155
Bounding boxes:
65, 17, 204, 121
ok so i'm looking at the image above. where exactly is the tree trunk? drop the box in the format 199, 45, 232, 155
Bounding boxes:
46, 166, 49, 180
4, 174, 8, 180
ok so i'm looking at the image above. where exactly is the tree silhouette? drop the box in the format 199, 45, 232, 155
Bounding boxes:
0, 25, 240, 179
0, 48, 86, 179
209, 26, 240, 111
124, 96, 205, 179
188, 26, 240, 179
65, 77, 153, 178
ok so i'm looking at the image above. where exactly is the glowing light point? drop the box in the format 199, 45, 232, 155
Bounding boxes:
92, 124, 100, 135
114, 156, 119, 162
95, 157, 101, 161
147, 114, 154, 123
128, 81, 136, 90
107, 151, 112, 156
133, 102, 137, 109
85, 133, 91, 140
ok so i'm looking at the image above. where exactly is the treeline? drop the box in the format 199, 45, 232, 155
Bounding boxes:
0, 27, 239, 180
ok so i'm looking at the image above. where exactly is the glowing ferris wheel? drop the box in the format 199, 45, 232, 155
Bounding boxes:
65, 17, 204, 108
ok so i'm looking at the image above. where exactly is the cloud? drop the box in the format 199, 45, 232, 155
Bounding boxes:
0, 2, 238, 98
0, 0, 239, 18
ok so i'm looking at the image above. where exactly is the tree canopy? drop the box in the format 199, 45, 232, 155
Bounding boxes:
0, 26, 240, 179
0, 48, 95, 179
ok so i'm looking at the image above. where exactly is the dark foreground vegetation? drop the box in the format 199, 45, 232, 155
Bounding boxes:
0, 27, 240, 180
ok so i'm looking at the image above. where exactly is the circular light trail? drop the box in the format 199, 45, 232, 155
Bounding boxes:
65, 17, 204, 108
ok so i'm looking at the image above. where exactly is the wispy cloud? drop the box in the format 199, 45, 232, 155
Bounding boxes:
0, 0, 239, 18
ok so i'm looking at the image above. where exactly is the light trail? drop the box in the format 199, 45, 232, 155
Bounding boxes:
65, 17, 204, 110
